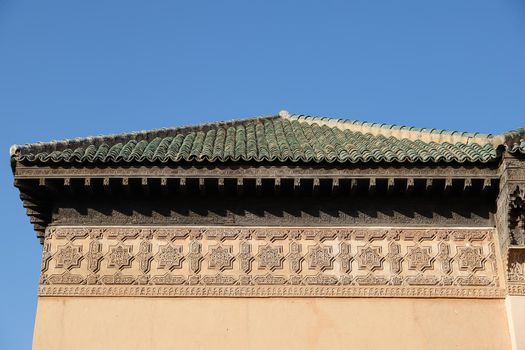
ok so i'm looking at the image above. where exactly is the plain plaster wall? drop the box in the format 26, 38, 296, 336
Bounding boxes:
507, 296, 525, 350
33, 297, 511, 350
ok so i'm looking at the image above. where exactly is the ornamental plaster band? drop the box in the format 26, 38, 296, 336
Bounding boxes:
39, 226, 505, 298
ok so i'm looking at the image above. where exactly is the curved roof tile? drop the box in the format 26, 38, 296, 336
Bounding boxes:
11, 112, 515, 165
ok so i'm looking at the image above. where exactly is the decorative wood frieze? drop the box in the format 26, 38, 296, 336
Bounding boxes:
496, 154, 525, 295
15, 164, 498, 180
38, 226, 504, 298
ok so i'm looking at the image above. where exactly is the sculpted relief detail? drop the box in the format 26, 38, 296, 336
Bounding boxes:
507, 247, 525, 295
38, 226, 504, 298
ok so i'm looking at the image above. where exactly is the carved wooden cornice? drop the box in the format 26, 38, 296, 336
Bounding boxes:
13, 163, 499, 239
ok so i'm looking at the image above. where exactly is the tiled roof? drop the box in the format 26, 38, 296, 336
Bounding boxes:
509, 140, 525, 154
10, 111, 513, 165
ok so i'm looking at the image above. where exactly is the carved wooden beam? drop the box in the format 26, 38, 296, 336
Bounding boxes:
199, 178, 206, 196
14, 163, 499, 180
121, 177, 130, 196
463, 178, 472, 193
387, 178, 395, 195
368, 178, 376, 195
236, 178, 243, 196
141, 178, 149, 196
425, 178, 433, 192
293, 178, 301, 195
444, 178, 453, 195
103, 177, 111, 195
160, 177, 169, 195
332, 178, 339, 194
406, 178, 414, 194
62, 177, 73, 196
350, 178, 358, 195
274, 178, 281, 195
482, 178, 492, 194
312, 178, 320, 196
218, 178, 225, 195
84, 178, 93, 195
179, 178, 187, 195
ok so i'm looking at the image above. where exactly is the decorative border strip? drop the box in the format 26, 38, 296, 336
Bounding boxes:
508, 284, 525, 296
38, 226, 505, 298
39, 285, 505, 298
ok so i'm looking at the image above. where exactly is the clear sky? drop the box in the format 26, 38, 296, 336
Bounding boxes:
1, 1, 524, 348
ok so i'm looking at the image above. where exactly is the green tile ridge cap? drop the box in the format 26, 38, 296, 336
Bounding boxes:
500, 126, 525, 154
284, 114, 496, 145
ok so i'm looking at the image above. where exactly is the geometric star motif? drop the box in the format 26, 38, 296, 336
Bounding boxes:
207, 244, 235, 271
54, 243, 83, 270
155, 244, 184, 271
456, 246, 485, 272
306, 244, 334, 271
107, 243, 134, 270
357, 246, 383, 271
256, 244, 284, 271
406, 246, 434, 272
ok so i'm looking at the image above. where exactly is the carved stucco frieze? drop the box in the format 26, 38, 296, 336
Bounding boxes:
38, 226, 505, 298
507, 247, 525, 295
496, 154, 525, 295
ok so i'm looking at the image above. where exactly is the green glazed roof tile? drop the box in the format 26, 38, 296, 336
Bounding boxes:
10, 112, 516, 165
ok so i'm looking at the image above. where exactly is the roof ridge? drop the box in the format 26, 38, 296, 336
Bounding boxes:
283, 114, 496, 145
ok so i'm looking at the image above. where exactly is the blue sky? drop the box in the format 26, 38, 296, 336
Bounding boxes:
1, 1, 524, 348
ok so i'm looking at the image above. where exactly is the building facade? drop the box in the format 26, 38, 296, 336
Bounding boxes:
11, 111, 525, 349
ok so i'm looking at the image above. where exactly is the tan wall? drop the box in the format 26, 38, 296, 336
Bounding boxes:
507, 296, 525, 350
33, 297, 511, 350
